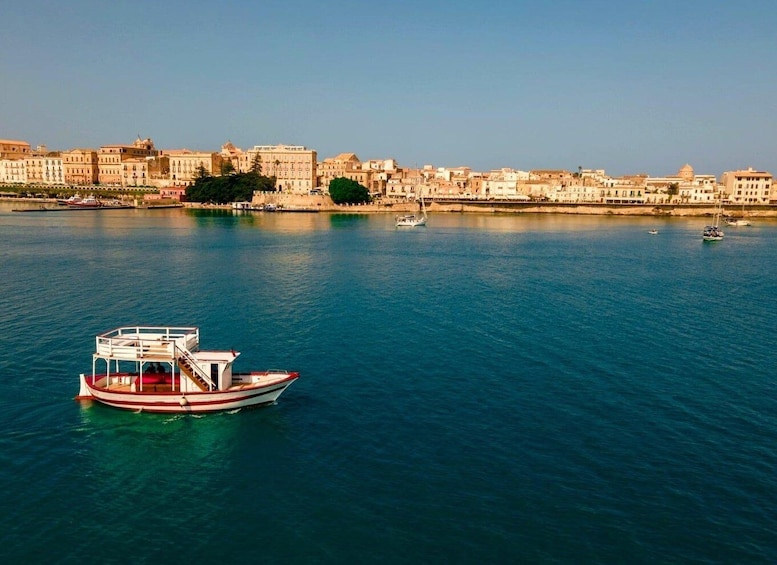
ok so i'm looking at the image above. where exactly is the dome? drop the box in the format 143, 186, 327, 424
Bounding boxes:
677, 163, 694, 181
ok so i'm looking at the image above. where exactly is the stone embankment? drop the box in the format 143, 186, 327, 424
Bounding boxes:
245, 193, 777, 217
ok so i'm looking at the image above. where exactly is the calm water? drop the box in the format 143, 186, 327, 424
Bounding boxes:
1, 204, 776, 563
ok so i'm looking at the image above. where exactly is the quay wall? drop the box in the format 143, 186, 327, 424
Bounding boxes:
248, 193, 777, 217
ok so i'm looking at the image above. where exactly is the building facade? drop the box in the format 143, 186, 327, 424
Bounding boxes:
243, 144, 317, 194
24, 155, 64, 185
0, 159, 27, 184
721, 168, 773, 204
167, 150, 222, 184
0, 139, 32, 160
98, 137, 158, 185
62, 149, 99, 185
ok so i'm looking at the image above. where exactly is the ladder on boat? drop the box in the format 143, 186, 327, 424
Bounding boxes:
176, 346, 215, 391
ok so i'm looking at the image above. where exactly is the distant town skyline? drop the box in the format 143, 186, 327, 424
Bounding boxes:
3, 1, 777, 177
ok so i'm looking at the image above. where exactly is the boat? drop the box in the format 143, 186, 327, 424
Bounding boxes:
396, 190, 428, 227
76, 326, 299, 413
648, 229, 658, 235
58, 195, 82, 206
703, 200, 724, 241
68, 196, 102, 208
723, 202, 752, 226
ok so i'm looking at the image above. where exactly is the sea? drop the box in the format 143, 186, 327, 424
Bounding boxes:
0, 203, 775, 564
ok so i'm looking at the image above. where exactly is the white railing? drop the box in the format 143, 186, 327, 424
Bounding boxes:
176, 345, 215, 390
95, 326, 200, 359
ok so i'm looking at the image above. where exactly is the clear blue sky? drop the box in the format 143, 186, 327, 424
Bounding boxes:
2, 0, 776, 176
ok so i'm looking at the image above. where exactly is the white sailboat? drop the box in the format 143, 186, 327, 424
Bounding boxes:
703, 199, 724, 241
396, 189, 428, 227
724, 201, 752, 226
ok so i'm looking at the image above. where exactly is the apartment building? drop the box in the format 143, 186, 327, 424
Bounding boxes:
62, 149, 99, 185
120, 155, 169, 187
0, 139, 32, 160
721, 168, 773, 204
98, 137, 158, 185
25, 155, 64, 185
243, 144, 317, 194
167, 150, 222, 184
0, 159, 27, 184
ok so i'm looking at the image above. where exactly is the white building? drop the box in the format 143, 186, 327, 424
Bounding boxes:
721, 168, 772, 204
0, 159, 27, 184
25, 156, 64, 185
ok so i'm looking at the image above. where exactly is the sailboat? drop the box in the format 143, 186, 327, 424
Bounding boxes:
724, 201, 752, 226
703, 199, 724, 241
396, 189, 428, 227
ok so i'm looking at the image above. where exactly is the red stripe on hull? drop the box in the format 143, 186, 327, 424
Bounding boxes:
83, 375, 297, 413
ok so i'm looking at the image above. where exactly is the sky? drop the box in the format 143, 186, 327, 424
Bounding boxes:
2, 0, 776, 177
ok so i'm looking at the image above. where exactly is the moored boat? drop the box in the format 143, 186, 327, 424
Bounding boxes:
396, 190, 428, 227
76, 326, 299, 413
68, 196, 102, 208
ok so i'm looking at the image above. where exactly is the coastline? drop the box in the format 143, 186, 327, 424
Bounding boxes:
4, 196, 777, 217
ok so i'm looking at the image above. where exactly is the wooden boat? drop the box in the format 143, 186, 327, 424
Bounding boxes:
76, 326, 299, 413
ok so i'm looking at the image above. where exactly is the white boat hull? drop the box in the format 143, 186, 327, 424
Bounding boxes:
78, 373, 298, 413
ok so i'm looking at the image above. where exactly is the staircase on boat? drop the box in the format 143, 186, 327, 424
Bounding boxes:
176, 346, 215, 391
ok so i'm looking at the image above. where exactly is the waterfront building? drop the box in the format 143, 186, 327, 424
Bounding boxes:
24, 155, 64, 185
721, 167, 773, 204
166, 150, 222, 185
98, 137, 158, 186
243, 144, 316, 194
645, 164, 721, 203
481, 169, 531, 199
0, 139, 32, 160
317, 152, 363, 190
0, 158, 27, 184
358, 159, 400, 196
121, 155, 169, 187
62, 149, 99, 185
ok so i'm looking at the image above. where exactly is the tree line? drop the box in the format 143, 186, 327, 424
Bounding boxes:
186, 158, 276, 204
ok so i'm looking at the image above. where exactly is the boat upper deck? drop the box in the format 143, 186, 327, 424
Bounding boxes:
95, 326, 200, 361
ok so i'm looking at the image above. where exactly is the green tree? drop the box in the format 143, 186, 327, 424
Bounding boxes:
186, 171, 277, 203
328, 177, 371, 204
667, 182, 679, 196
220, 160, 236, 176
249, 154, 262, 174
194, 164, 210, 180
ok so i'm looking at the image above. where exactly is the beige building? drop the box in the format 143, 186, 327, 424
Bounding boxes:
62, 149, 99, 185
243, 144, 317, 194
0, 159, 27, 184
121, 155, 169, 187
0, 139, 32, 160
721, 167, 773, 204
25, 155, 64, 185
167, 150, 222, 185
317, 153, 362, 189
220, 141, 243, 173
98, 137, 158, 185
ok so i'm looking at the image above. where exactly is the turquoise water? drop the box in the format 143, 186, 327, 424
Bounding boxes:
1, 205, 776, 563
